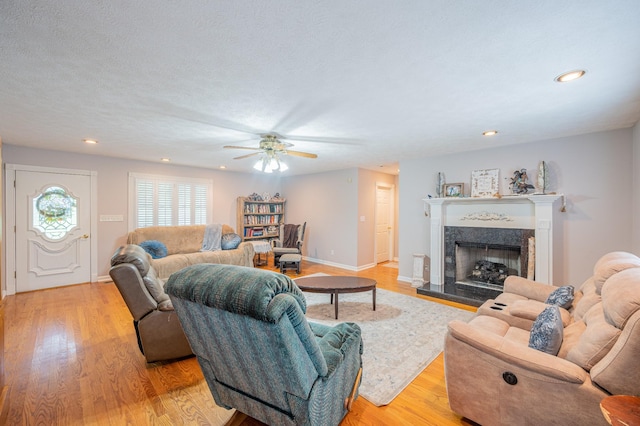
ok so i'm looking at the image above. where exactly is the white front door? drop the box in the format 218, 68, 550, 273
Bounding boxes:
15, 170, 92, 292
375, 184, 393, 264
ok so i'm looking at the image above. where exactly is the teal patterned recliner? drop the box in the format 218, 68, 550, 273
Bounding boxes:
164, 264, 363, 426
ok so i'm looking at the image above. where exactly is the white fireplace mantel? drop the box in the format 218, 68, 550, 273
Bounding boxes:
423, 194, 564, 286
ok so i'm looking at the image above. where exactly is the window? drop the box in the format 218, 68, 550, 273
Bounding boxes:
33, 186, 78, 240
129, 173, 212, 229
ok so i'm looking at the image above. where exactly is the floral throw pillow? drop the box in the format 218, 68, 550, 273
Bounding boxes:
529, 305, 564, 355
545, 285, 574, 309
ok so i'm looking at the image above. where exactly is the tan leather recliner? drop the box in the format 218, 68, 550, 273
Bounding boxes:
109, 244, 193, 362
444, 252, 640, 425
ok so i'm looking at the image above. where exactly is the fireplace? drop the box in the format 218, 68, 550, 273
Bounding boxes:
444, 226, 535, 301
418, 194, 563, 306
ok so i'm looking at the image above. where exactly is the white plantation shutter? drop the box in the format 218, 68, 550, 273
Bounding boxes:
129, 173, 212, 229
194, 185, 207, 225
136, 180, 154, 228
158, 182, 173, 226
178, 184, 191, 225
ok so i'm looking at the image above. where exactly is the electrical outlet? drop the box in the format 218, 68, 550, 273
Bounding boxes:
100, 215, 124, 222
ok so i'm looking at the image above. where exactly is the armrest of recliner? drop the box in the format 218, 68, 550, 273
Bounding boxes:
309, 321, 363, 377
510, 300, 573, 327
447, 320, 587, 383
503, 276, 555, 302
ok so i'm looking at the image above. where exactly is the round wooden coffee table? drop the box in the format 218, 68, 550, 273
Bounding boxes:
295, 275, 376, 319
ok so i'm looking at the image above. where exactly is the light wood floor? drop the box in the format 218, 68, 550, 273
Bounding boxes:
4, 258, 477, 425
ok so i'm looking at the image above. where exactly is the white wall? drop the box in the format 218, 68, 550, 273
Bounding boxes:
282, 169, 360, 268
281, 168, 398, 270
633, 120, 640, 253
398, 128, 635, 286
3, 145, 284, 278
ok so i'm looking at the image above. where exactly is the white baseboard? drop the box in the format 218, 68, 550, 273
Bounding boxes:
303, 257, 376, 272
397, 275, 413, 283
97, 275, 112, 283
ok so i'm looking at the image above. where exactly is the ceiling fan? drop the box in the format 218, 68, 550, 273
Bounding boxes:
224, 134, 318, 172
224, 134, 318, 159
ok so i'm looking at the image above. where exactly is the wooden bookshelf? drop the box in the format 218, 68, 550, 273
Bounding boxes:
236, 197, 286, 242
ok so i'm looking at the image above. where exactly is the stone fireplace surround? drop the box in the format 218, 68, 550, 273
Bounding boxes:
419, 194, 563, 306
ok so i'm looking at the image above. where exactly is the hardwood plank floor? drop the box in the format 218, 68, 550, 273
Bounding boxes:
4, 258, 477, 425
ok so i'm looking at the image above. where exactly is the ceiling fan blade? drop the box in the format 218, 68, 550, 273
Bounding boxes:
224, 145, 261, 151
233, 152, 262, 160
285, 150, 318, 159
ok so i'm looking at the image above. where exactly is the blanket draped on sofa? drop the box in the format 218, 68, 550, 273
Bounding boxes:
201, 224, 222, 251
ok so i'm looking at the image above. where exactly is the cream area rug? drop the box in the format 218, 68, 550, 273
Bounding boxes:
295, 274, 474, 406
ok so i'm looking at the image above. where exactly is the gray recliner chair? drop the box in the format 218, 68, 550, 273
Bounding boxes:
109, 244, 193, 362
165, 264, 363, 426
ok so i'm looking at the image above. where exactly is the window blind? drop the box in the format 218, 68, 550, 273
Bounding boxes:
129, 173, 212, 229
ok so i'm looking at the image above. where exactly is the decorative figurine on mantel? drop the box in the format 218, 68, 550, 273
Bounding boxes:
509, 168, 535, 194
436, 172, 445, 198
537, 160, 548, 194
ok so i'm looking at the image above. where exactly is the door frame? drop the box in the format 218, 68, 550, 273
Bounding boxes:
4, 164, 98, 296
374, 182, 395, 264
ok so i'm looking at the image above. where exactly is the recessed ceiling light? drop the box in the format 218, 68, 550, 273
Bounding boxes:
161, 158, 170, 162
482, 130, 498, 136
83, 139, 98, 144
555, 70, 586, 83
219, 165, 227, 169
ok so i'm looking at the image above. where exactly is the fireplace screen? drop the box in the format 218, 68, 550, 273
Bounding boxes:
444, 226, 535, 291
455, 243, 520, 288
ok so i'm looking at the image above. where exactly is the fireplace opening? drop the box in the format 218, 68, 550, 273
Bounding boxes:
455, 242, 520, 290
441, 226, 535, 303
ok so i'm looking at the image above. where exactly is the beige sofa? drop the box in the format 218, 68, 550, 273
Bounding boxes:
444, 251, 640, 425
127, 224, 255, 279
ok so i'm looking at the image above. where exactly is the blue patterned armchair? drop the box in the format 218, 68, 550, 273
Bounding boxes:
164, 264, 363, 426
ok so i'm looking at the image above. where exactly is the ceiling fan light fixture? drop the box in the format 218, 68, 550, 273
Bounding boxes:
253, 158, 266, 172
253, 154, 288, 173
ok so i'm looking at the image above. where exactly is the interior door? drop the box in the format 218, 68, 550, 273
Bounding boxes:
375, 185, 392, 263
15, 170, 92, 292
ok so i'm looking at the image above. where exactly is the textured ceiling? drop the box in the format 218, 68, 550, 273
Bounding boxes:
1, 1, 639, 175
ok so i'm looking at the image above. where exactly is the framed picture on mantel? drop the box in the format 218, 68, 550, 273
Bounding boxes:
471, 168, 500, 198
443, 182, 464, 197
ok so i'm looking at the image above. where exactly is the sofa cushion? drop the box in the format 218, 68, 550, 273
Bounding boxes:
593, 256, 640, 294
566, 303, 621, 371
557, 320, 587, 359
601, 268, 640, 329
528, 305, 563, 355
510, 299, 572, 327
221, 233, 242, 250
142, 266, 171, 306
139, 240, 168, 259
573, 277, 600, 322
545, 285, 574, 309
